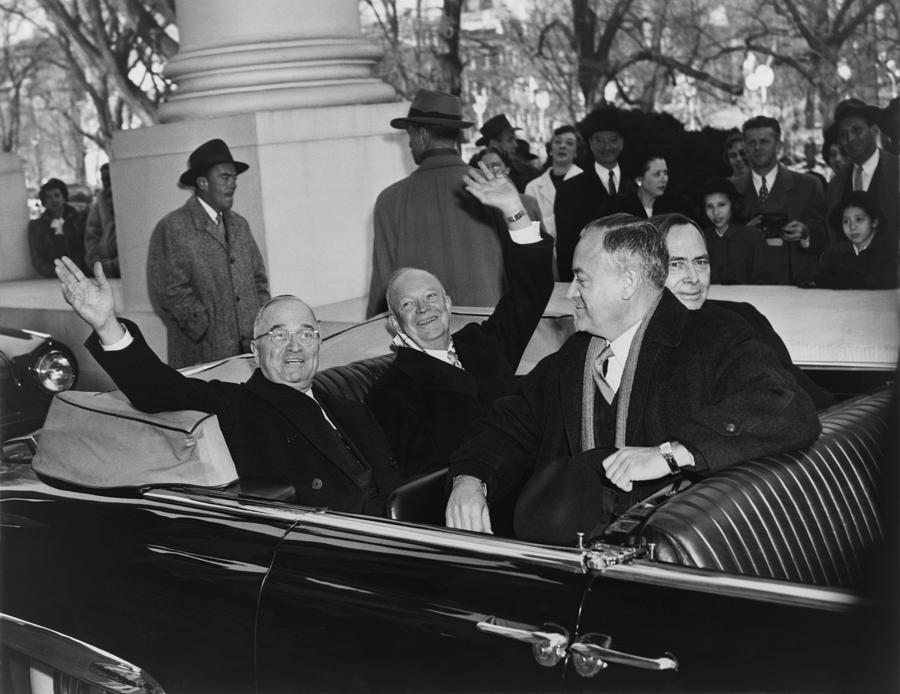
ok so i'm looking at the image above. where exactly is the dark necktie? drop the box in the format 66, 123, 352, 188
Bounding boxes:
853, 166, 864, 191
608, 170, 617, 197
758, 177, 769, 206
592, 342, 615, 405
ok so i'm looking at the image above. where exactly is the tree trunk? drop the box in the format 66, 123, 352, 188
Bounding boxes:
437, 0, 463, 96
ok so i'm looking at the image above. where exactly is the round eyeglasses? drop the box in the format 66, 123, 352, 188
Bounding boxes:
253, 327, 320, 347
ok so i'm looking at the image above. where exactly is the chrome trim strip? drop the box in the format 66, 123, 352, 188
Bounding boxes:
600, 561, 863, 612
143, 489, 588, 572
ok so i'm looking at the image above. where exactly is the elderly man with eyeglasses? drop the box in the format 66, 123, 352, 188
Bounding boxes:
54, 257, 402, 515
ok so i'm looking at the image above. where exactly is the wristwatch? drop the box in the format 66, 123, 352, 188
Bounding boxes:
658, 441, 679, 475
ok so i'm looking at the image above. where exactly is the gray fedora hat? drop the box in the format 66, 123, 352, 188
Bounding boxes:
179, 139, 249, 187
390, 89, 475, 130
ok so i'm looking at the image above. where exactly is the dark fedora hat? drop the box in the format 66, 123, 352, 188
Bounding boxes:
390, 89, 475, 130
475, 114, 519, 146
579, 107, 626, 139
179, 139, 249, 187
701, 177, 743, 201
832, 98, 881, 127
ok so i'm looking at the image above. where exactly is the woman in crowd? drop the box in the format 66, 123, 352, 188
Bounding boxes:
799, 191, 896, 289
524, 126, 583, 278
653, 212, 834, 409
821, 122, 849, 178
700, 178, 770, 284
28, 178, 87, 278
524, 125, 583, 241
723, 130, 749, 177
602, 154, 694, 220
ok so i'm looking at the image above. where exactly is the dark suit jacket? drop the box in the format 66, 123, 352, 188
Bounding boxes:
731, 166, 826, 285
807, 233, 898, 290
707, 299, 834, 410
365, 235, 554, 478
87, 320, 402, 515
825, 150, 899, 250
449, 290, 821, 531
599, 191, 696, 221
554, 162, 616, 281
703, 224, 771, 285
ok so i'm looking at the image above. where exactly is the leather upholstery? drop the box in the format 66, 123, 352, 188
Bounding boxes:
642, 387, 894, 588
313, 354, 393, 403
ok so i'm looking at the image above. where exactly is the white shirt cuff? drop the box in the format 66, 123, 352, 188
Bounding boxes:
509, 221, 542, 245
100, 324, 134, 351
800, 236, 810, 249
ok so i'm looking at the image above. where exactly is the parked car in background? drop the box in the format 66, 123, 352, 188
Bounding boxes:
0, 326, 78, 444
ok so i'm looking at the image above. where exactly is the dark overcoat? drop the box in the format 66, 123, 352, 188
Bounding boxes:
87, 320, 402, 515
449, 290, 821, 528
365, 235, 554, 478
28, 205, 86, 277
147, 196, 270, 368
554, 163, 615, 281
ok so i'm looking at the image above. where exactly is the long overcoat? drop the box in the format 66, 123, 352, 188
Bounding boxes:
148, 196, 269, 368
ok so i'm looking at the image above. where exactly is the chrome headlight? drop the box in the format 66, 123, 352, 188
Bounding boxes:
33, 349, 77, 393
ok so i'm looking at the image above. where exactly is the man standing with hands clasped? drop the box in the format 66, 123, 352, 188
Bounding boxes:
445, 214, 820, 543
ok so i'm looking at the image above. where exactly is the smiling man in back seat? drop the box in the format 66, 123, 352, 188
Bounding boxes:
365, 163, 553, 479
55, 256, 402, 516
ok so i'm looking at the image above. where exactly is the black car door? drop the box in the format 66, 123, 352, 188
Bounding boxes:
566, 555, 896, 693
255, 513, 593, 693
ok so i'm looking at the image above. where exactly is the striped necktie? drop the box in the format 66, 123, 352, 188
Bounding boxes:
608, 170, 617, 197
592, 342, 615, 404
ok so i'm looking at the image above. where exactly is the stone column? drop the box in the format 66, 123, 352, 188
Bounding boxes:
159, 0, 396, 122
111, 0, 412, 358
0, 153, 35, 281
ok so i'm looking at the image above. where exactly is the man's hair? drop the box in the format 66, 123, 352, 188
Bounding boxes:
384, 267, 445, 314
650, 213, 704, 242
580, 214, 668, 288
252, 294, 315, 338
742, 115, 781, 140
39, 178, 68, 205
411, 123, 462, 147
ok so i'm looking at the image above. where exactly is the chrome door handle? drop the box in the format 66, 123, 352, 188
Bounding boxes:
570, 633, 678, 677
477, 616, 570, 667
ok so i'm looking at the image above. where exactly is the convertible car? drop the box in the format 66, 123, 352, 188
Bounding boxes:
0, 289, 897, 693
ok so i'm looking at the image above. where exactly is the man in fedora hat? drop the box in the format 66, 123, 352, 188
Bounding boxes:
475, 114, 538, 192
368, 89, 530, 317
553, 106, 627, 281
148, 138, 270, 368
825, 98, 898, 251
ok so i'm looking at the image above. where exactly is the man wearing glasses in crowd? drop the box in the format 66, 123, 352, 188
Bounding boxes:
54, 257, 402, 516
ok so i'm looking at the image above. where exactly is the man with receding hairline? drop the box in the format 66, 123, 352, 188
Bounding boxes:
54, 256, 401, 516
446, 214, 820, 542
